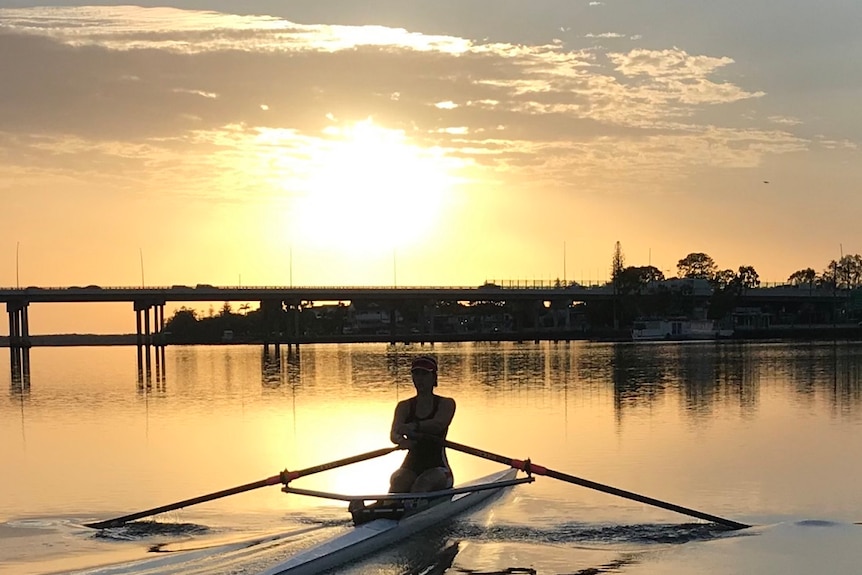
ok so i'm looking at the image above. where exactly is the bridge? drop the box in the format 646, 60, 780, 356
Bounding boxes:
1, 282, 848, 340
3, 282, 853, 388
0, 283, 616, 348
1, 281, 849, 350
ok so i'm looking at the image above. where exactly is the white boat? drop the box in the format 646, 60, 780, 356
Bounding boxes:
631, 318, 729, 341
258, 467, 530, 575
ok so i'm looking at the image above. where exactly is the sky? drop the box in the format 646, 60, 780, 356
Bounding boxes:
1, 1, 861, 332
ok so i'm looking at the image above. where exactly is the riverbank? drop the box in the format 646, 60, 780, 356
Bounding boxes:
1, 325, 861, 347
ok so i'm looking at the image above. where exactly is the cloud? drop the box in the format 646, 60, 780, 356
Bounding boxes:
585, 32, 627, 39
0, 5, 808, 202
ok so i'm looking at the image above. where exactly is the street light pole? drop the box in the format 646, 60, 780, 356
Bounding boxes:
139, 248, 145, 287
16, 241, 20, 288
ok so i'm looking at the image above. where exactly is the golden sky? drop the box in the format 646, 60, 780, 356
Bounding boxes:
1, 2, 860, 332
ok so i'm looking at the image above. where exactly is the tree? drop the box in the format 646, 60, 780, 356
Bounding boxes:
616, 266, 666, 294
835, 254, 862, 288
788, 268, 817, 286
611, 241, 625, 283
821, 261, 838, 288
164, 307, 199, 339
610, 241, 625, 329
737, 265, 760, 289
677, 252, 717, 280
713, 269, 736, 290
639, 266, 666, 284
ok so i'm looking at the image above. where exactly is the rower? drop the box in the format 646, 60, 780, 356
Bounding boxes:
389, 355, 456, 494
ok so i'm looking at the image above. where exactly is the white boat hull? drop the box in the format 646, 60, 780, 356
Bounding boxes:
258, 467, 519, 575
632, 319, 728, 341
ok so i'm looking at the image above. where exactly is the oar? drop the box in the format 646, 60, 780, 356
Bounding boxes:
444, 439, 750, 530
85, 446, 400, 529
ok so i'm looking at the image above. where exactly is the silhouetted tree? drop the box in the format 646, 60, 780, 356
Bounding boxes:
713, 269, 736, 290
611, 241, 625, 329
166, 307, 198, 331
611, 241, 625, 283
834, 254, 862, 288
821, 261, 838, 288
788, 268, 817, 286
677, 253, 717, 280
616, 266, 665, 294
737, 265, 761, 289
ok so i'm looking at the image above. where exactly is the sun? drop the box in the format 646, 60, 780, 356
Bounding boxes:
286, 119, 461, 254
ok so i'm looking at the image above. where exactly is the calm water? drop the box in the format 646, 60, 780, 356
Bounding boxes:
3, 341, 862, 574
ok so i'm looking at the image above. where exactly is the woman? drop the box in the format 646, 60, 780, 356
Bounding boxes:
389, 355, 456, 493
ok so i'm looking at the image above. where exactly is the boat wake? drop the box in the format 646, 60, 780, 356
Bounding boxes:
453, 520, 739, 546
93, 520, 210, 542
67, 523, 334, 575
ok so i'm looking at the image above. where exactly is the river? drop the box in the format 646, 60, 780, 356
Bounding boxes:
3, 340, 862, 574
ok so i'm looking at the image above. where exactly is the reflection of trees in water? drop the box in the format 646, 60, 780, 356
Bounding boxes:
608, 344, 669, 410
713, 343, 758, 415
714, 342, 862, 417
601, 342, 862, 422
255, 341, 862, 421
773, 342, 862, 417
580, 343, 763, 421
830, 343, 862, 417
677, 343, 758, 417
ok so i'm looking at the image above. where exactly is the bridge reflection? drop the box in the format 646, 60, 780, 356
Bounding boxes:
136, 342, 167, 392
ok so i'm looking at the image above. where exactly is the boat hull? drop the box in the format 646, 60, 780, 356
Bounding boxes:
631, 319, 729, 341
258, 467, 518, 575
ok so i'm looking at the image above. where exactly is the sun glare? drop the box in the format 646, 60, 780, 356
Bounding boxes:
286, 119, 461, 253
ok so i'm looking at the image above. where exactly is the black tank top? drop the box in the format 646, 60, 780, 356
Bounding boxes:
401, 396, 450, 473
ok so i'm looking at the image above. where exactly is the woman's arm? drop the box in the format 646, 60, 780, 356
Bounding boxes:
390, 400, 412, 447
414, 397, 456, 437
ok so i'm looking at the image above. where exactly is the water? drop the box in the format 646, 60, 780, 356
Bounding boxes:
3, 340, 862, 574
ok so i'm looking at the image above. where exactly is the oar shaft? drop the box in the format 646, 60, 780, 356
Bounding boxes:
283, 446, 400, 482
542, 467, 749, 530
443, 440, 749, 531
84, 476, 281, 529
85, 446, 400, 529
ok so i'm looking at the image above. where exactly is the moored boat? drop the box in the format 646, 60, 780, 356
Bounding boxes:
632, 318, 731, 341
257, 467, 530, 575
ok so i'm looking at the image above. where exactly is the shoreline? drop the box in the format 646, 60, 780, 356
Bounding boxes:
1, 325, 861, 347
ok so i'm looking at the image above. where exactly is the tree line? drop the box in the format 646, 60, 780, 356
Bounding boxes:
161, 246, 862, 342
611, 243, 862, 293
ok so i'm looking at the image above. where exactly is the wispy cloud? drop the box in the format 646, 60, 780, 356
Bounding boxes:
0, 5, 806, 202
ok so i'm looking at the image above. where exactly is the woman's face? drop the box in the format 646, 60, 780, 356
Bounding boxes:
411, 369, 436, 392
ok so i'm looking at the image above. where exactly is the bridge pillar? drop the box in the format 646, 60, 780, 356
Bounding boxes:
133, 300, 166, 389
260, 299, 286, 353
7, 300, 31, 386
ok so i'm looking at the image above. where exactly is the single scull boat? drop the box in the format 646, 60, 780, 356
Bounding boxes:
257, 467, 532, 575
